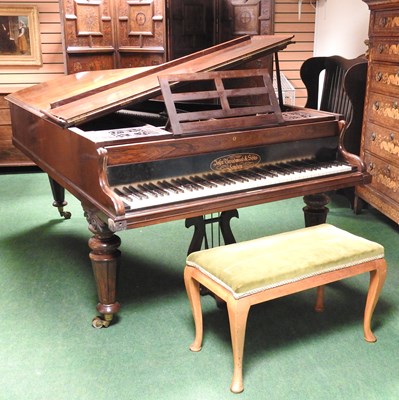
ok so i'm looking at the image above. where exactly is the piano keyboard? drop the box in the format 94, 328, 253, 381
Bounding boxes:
113, 160, 354, 211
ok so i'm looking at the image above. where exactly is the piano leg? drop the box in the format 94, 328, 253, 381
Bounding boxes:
48, 177, 71, 219
302, 193, 330, 227
84, 206, 121, 328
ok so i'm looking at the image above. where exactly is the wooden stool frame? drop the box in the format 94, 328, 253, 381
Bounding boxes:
184, 258, 387, 393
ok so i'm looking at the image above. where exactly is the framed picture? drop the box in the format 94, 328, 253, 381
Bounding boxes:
0, 4, 42, 66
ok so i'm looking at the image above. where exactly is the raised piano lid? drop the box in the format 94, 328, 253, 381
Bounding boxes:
6, 35, 294, 128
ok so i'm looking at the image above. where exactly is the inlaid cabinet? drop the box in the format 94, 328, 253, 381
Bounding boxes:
357, 0, 399, 223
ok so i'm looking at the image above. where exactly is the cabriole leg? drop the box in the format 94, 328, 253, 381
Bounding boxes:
184, 267, 203, 352
363, 260, 387, 342
227, 298, 250, 394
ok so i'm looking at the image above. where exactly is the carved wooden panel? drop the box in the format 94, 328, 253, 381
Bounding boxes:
232, 2, 260, 35
60, 0, 273, 72
62, 0, 115, 73
219, 0, 273, 43
60, 0, 166, 73
117, 0, 166, 68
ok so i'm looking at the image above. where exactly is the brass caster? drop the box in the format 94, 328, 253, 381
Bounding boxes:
61, 211, 72, 219
58, 208, 71, 219
92, 316, 111, 329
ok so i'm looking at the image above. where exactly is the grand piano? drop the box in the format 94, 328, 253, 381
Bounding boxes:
6, 35, 370, 328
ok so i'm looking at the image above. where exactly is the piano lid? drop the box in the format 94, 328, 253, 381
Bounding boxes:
6, 35, 294, 128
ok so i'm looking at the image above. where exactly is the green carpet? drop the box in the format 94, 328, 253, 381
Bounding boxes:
0, 170, 398, 400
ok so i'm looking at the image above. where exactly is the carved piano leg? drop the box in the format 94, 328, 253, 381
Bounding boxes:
303, 193, 330, 304
84, 207, 121, 328
302, 193, 330, 227
48, 177, 71, 219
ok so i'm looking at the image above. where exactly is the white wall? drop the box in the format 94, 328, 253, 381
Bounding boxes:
314, 0, 370, 58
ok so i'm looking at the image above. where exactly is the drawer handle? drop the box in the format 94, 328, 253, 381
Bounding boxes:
371, 132, 376, 141
379, 16, 387, 27
394, 101, 398, 109
390, 132, 395, 140
369, 162, 374, 171
376, 72, 383, 82
378, 44, 384, 54
374, 101, 380, 110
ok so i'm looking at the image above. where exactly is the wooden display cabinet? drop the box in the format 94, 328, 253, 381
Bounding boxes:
357, 0, 399, 223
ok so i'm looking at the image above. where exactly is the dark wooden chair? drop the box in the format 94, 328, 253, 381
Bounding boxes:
301, 55, 367, 155
300, 55, 368, 206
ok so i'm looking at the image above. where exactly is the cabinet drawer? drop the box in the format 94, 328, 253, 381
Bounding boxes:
369, 62, 399, 96
370, 38, 399, 62
363, 152, 399, 201
372, 10, 399, 36
363, 121, 399, 164
366, 91, 399, 130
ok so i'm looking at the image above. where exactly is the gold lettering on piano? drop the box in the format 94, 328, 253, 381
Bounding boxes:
211, 153, 261, 172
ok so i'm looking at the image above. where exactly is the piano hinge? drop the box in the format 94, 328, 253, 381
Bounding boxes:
108, 219, 127, 232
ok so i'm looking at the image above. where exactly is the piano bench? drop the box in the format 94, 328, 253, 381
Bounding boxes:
183, 223, 387, 394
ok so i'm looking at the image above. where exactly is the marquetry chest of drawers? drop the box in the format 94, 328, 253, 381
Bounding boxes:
357, 0, 399, 223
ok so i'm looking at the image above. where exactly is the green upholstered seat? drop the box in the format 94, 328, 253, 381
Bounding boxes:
186, 224, 384, 299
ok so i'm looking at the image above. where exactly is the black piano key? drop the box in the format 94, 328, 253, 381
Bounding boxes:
114, 188, 126, 197
189, 175, 217, 188
138, 183, 159, 197
147, 182, 169, 196
222, 172, 249, 183
282, 161, 306, 173
236, 170, 260, 181
181, 177, 204, 191
205, 173, 234, 185
143, 182, 166, 197
269, 164, 291, 175
171, 178, 193, 191
158, 180, 184, 194
126, 185, 149, 200
254, 166, 278, 177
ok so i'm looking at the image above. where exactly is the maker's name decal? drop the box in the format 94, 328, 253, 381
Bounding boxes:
211, 153, 261, 172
